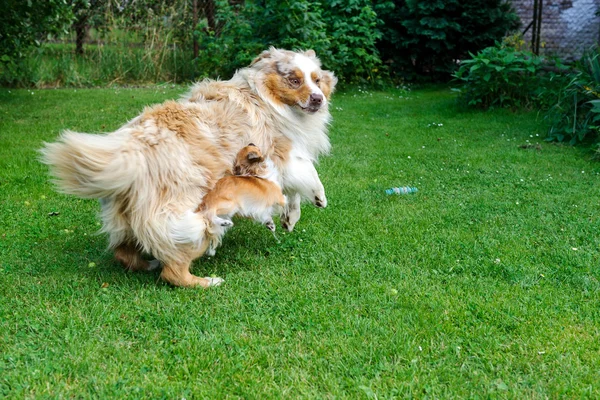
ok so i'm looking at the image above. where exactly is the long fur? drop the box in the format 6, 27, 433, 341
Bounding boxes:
200, 145, 286, 255
41, 47, 337, 287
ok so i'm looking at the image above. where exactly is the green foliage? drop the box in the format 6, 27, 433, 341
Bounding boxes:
546, 48, 600, 145
0, 0, 73, 83
324, 0, 387, 83
7, 42, 195, 88
194, 0, 388, 84
453, 44, 568, 109
376, 0, 520, 81
1, 0, 198, 87
193, 0, 266, 80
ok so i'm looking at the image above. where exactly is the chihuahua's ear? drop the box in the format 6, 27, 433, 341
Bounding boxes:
247, 151, 263, 163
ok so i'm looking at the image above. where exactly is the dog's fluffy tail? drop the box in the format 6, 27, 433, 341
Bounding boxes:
40, 130, 141, 199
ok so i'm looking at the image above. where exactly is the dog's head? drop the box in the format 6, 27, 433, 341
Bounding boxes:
251, 47, 337, 114
233, 143, 265, 176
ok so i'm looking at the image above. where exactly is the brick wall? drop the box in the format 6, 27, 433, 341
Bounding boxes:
511, 0, 600, 60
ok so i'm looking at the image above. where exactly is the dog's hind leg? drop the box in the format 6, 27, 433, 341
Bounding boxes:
160, 260, 224, 288
114, 241, 155, 272
100, 197, 157, 271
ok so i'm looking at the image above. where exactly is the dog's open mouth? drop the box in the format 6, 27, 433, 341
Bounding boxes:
300, 105, 320, 114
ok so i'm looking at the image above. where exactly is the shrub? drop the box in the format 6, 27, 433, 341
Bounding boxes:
194, 0, 388, 84
0, 0, 73, 85
375, 0, 519, 81
452, 44, 568, 110
546, 48, 600, 144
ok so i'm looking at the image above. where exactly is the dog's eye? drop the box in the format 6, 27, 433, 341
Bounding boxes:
315, 78, 321, 84
289, 77, 301, 86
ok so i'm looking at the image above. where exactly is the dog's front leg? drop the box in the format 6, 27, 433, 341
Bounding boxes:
281, 156, 327, 231
285, 157, 327, 208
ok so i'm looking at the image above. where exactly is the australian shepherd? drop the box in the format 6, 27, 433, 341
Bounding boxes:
41, 47, 337, 288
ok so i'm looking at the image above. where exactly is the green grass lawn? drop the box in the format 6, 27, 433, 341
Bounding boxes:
1, 86, 599, 398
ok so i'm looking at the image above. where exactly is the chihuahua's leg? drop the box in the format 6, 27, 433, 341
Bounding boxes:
213, 216, 234, 227
281, 192, 301, 232
264, 217, 275, 232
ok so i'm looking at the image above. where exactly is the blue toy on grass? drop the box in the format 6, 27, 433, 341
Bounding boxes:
385, 187, 418, 195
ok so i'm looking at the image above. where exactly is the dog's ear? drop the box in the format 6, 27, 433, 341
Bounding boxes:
320, 70, 338, 99
251, 47, 283, 66
304, 49, 316, 59
247, 151, 263, 163
251, 50, 271, 66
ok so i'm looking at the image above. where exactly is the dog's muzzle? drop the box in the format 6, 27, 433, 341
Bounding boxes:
302, 93, 324, 113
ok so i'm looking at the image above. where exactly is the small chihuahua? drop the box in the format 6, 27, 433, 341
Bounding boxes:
198, 144, 286, 255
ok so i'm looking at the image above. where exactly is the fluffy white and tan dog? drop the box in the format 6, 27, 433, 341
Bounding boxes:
41, 47, 336, 288
200, 143, 287, 256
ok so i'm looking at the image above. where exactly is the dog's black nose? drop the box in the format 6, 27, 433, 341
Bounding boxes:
309, 93, 323, 106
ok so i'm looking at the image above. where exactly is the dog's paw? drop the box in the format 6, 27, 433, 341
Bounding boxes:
206, 247, 216, 257
204, 277, 224, 287
213, 216, 233, 227
313, 193, 327, 208
265, 220, 275, 232
281, 215, 294, 232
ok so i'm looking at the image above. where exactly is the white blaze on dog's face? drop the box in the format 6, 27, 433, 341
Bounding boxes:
256, 48, 337, 114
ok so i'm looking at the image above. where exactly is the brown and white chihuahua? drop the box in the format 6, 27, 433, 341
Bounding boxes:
198, 144, 286, 256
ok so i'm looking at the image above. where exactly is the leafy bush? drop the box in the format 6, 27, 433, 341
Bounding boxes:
375, 0, 519, 81
0, 0, 73, 84
1, 0, 199, 87
194, 0, 389, 84
546, 48, 600, 144
453, 45, 568, 109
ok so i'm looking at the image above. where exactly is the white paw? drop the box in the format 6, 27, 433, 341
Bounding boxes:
205, 277, 224, 287
147, 259, 161, 271
213, 216, 233, 227
313, 193, 327, 208
265, 220, 275, 232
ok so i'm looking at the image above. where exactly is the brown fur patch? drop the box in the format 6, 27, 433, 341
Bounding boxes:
233, 144, 266, 176
142, 101, 199, 137
114, 241, 149, 271
201, 176, 285, 218
271, 135, 292, 167
264, 69, 311, 107
319, 71, 336, 99
141, 101, 232, 189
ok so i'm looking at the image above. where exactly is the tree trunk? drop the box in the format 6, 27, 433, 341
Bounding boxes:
193, 0, 199, 59
74, 15, 88, 56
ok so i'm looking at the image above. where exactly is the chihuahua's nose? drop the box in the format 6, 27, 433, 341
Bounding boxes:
309, 93, 323, 106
